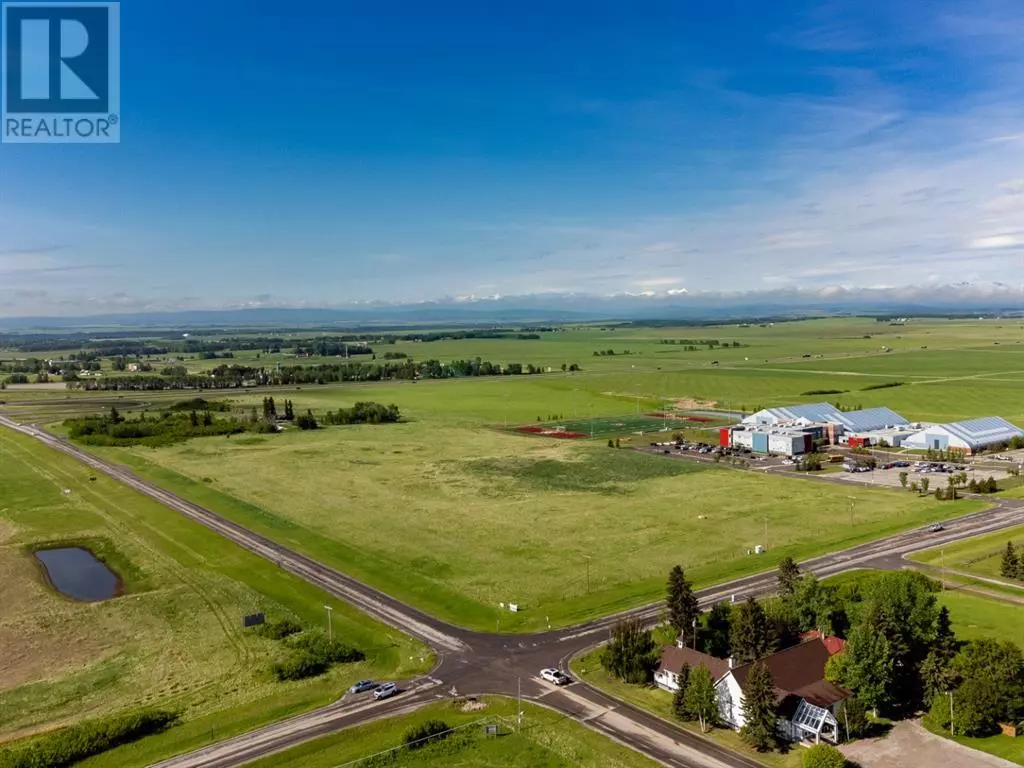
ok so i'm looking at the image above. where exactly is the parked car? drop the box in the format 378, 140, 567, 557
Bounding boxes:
373, 682, 398, 700
540, 668, 571, 686
349, 679, 376, 694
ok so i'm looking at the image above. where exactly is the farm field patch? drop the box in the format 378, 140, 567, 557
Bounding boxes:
95, 418, 984, 632
0, 428, 428, 763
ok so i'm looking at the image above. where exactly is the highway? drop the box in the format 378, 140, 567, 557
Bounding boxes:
3, 414, 1022, 768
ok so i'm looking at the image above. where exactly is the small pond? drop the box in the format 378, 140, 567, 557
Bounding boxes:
34, 547, 121, 601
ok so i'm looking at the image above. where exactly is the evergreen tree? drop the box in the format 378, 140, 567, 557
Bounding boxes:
1001, 541, 1019, 580
683, 665, 719, 733
202, 411, 213, 427
267, 396, 277, 417
731, 597, 774, 663
284, 399, 295, 420
740, 662, 777, 751
672, 664, 691, 720
703, 602, 732, 658
189, 410, 198, 427
667, 566, 699, 645
776, 556, 801, 596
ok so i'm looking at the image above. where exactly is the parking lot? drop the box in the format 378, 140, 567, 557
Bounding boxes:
830, 461, 1016, 489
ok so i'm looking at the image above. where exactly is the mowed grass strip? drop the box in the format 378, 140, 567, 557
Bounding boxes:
96, 419, 984, 632
909, 524, 1024, 580
0, 428, 429, 766
245, 697, 658, 768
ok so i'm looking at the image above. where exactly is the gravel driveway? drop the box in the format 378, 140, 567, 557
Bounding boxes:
841, 720, 1019, 768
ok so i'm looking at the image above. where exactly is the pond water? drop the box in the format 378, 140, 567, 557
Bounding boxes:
34, 547, 121, 601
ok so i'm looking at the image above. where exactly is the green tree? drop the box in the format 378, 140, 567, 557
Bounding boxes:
826, 621, 894, 714
802, 743, 847, 768
899, 471, 908, 489
703, 602, 732, 658
948, 639, 1024, 736
672, 664, 691, 720
848, 571, 939, 714
667, 566, 699, 645
835, 696, 869, 741
789, 574, 847, 636
731, 597, 775, 663
683, 665, 719, 733
921, 606, 959, 705
740, 662, 777, 751
920, 477, 930, 495
1000, 541, 1019, 580
776, 556, 801, 596
189, 410, 199, 427
601, 618, 658, 684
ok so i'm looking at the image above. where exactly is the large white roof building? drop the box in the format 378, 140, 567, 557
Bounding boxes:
743, 403, 909, 432
901, 417, 1024, 454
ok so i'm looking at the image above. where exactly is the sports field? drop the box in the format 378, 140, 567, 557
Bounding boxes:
92, 416, 982, 632
245, 697, 657, 768
0, 428, 428, 763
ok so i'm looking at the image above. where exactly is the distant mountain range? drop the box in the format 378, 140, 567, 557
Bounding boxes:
1, 285, 1022, 330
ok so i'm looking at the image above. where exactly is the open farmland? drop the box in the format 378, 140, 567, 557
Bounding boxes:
93, 416, 983, 632
0, 428, 428, 763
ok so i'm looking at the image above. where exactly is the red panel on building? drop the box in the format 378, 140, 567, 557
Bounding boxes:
848, 436, 867, 448
719, 427, 731, 447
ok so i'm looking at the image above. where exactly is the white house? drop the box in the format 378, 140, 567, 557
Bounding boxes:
656, 635, 849, 745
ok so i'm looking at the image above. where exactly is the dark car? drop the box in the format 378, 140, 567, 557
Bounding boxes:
929, 524, 945, 533
349, 679, 376, 694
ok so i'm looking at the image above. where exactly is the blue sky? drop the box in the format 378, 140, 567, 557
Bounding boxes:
2, 0, 1024, 315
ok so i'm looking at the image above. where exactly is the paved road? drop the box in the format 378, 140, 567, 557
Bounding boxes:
3, 415, 1022, 768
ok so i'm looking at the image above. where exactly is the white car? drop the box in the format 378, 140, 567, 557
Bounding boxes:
373, 682, 398, 700
540, 668, 570, 685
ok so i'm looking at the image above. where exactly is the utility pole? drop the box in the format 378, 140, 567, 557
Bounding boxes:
848, 496, 855, 526
323, 604, 333, 641
517, 677, 522, 733
948, 690, 954, 736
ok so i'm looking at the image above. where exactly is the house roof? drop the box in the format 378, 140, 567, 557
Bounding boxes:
800, 630, 847, 656
658, 645, 731, 681
729, 639, 849, 709
920, 417, 1024, 449
832, 406, 909, 432
747, 403, 842, 424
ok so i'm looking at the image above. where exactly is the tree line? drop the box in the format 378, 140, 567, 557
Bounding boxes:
68, 357, 571, 391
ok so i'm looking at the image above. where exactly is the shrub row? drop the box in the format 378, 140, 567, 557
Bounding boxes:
271, 630, 364, 682
0, 709, 177, 768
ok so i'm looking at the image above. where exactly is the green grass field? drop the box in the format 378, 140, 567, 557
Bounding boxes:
909, 525, 1024, 582
242, 697, 657, 768
0, 428, 429, 764
87, 416, 983, 632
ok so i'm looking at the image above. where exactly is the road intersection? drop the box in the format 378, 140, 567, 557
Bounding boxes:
3, 414, 1022, 768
